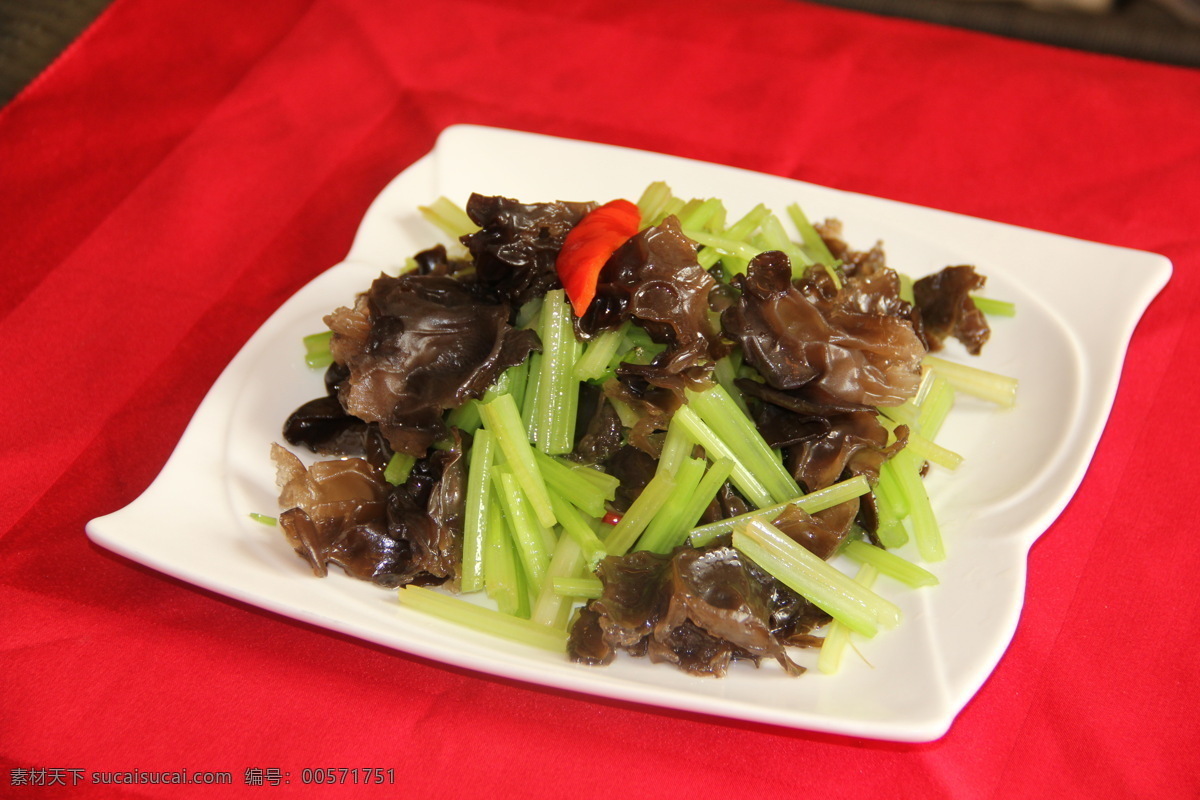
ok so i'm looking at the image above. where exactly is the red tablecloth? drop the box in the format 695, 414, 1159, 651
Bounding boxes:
3, 0, 1198, 796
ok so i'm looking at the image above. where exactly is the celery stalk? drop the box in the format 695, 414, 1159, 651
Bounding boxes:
521, 352, 544, 444
785, 202, 838, 267
971, 296, 1016, 317
682, 229, 761, 261
552, 577, 603, 599
891, 449, 945, 562
843, 540, 939, 588
532, 450, 616, 519
672, 405, 774, 509
917, 374, 955, 441
656, 414, 695, 477
303, 331, 334, 369
574, 325, 628, 381
875, 460, 910, 520
724, 203, 771, 241
712, 354, 751, 417
902, 430, 963, 471
494, 471, 553, 587
924, 355, 1018, 408
417, 197, 479, 241
482, 494, 528, 618
685, 385, 802, 505
383, 452, 416, 486
459, 428, 497, 593
535, 289, 582, 455
478, 394, 557, 529
636, 456, 707, 554
530, 535, 585, 630
733, 518, 900, 637
815, 563, 879, 675
547, 488, 609, 572
872, 487, 910, 549
636, 181, 674, 226
604, 471, 677, 556
688, 475, 870, 546
397, 586, 566, 652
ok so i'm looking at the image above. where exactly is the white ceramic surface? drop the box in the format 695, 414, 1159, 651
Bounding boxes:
87, 125, 1172, 742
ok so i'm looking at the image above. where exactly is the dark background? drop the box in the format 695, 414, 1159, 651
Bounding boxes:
1, 0, 1197, 108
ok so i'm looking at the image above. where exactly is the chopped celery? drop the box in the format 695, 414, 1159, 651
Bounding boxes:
875, 460, 910, 520
460, 428, 497, 593
574, 324, 628, 381
891, 449, 945, 562
494, 471, 552, 587
552, 576, 603, 599
843, 540, 939, 588
482, 495, 528, 618
604, 471, 677, 556
547, 489, 609, 572
303, 331, 333, 369
636, 181, 674, 225
667, 458, 735, 549
815, 563, 879, 675
534, 450, 617, 520
733, 518, 900, 638
685, 384, 802, 505
916, 374, 955, 441
477, 394, 556, 529
521, 351, 544, 443
397, 586, 566, 652
417, 196, 478, 241
688, 474, 870, 546
248, 512, 277, 527
535, 289, 582, 455
903, 430, 963, 471
724, 202, 771, 242
636, 456, 707, 554
678, 197, 723, 230
682, 229, 762, 261
384, 452, 416, 486
785, 202, 837, 267
656, 413, 696, 477
971, 296, 1016, 317
756, 212, 812, 277
872, 485, 910, 549
712, 354, 751, 417
530, 535, 585, 630
672, 405, 774, 509
924, 355, 1018, 408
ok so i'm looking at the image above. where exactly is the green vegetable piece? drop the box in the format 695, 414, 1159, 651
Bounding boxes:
733, 518, 900, 638
684, 384, 802, 506
383, 452, 416, 486
478, 393, 557, 529
460, 428, 498, 593
397, 586, 566, 652
843, 539, 939, 588
603, 471, 677, 557
815, 563, 879, 675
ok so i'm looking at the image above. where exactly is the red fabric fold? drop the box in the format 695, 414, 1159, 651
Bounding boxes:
2, 0, 1199, 796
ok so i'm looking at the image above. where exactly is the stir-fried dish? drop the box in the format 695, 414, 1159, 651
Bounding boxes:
268, 183, 1015, 677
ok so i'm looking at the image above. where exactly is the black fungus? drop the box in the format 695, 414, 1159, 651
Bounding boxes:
569, 544, 814, 677
460, 193, 594, 307
913, 264, 991, 355
722, 250, 925, 408
325, 271, 539, 456
580, 217, 722, 391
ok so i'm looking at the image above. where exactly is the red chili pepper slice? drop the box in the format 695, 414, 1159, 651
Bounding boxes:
601, 511, 623, 526
555, 199, 641, 316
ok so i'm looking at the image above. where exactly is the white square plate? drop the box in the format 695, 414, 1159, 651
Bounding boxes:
87, 125, 1171, 742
